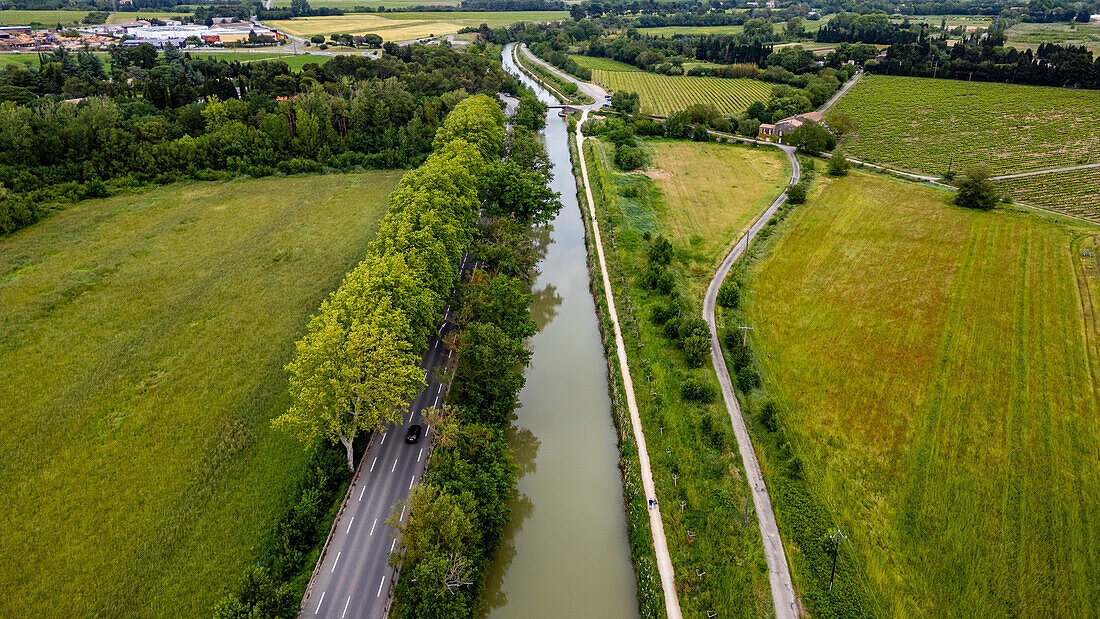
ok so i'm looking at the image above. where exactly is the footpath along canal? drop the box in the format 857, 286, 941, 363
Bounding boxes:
480, 46, 639, 617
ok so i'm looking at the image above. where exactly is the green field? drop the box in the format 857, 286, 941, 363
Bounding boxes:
0, 53, 39, 68
745, 171, 1100, 615
995, 167, 1100, 222
0, 9, 88, 25
569, 54, 637, 71
833, 75, 1100, 176
0, 171, 402, 616
584, 137, 790, 616
1006, 20, 1100, 54
634, 14, 830, 37
269, 10, 565, 39
589, 69, 771, 116
188, 51, 332, 69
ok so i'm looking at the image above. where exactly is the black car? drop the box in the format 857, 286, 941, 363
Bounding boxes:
405, 424, 422, 444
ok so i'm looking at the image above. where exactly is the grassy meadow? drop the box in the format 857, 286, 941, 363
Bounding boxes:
584, 136, 790, 616
743, 171, 1100, 615
996, 167, 1100, 222
269, 10, 565, 39
833, 75, 1100, 176
588, 69, 771, 116
0, 8, 88, 25
0, 171, 402, 616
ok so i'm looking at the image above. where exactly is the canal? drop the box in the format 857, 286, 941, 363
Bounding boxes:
480, 44, 639, 618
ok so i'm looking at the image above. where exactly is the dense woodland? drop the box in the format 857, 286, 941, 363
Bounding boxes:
0, 44, 516, 235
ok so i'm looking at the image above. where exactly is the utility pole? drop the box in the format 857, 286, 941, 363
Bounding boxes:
738, 325, 754, 347
1088, 138, 1097, 164
828, 528, 848, 592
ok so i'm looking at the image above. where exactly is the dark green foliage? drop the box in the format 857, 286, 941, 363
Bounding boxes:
717, 279, 740, 309
681, 377, 716, 403
827, 150, 850, 176
954, 165, 999, 211
647, 235, 673, 266
785, 121, 836, 155
788, 182, 808, 204
615, 144, 651, 171
759, 400, 778, 432
649, 302, 677, 326
511, 92, 548, 131
0, 45, 516, 236
683, 333, 710, 367
610, 90, 641, 114
736, 364, 760, 391
698, 412, 727, 450
640, 264, 674, 294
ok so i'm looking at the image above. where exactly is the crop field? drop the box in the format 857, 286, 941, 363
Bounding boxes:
0, 171, 402, 617
268, 10, 564, 39
1005, 21, 1100, 55
271, 0, 459, 6
889, 13, 994, 28
746, 171, 1100, 616
589, 69, 771, 116
0, 9, 88, 25
833, 75, 1100, 176
188, 51, 332, 70
105, 11, 192, 23
569, 54, 637, 71
995, 167, 1100, 222
635, 15, 830, 37
584, 137, 790, 616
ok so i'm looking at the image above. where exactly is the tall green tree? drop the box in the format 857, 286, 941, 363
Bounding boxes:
274, 303, 424, 470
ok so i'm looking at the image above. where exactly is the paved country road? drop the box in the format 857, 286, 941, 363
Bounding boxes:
702, 139, 801, 619
300, 255, 477, 619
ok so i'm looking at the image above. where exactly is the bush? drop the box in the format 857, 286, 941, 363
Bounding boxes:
663, 317, 683, 340
650, 303, 677, 326
827, 150, 850, 176
647, 235, 673, 265
787, 182, 807, 204
954, 165, 999, 211
691, 124, 711, 142
759, 399, 778, 431
640, 264, 674, 294
615, 144, 650, 171
717, 279, 740, 309
681, 376, 716, 403
736, 364, 759, 391
683, 333, 711, 368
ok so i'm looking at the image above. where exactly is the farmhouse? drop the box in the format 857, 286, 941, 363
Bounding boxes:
759, 111, 825, 137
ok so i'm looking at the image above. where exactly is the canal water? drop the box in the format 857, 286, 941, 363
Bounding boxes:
481, 45, 639, 618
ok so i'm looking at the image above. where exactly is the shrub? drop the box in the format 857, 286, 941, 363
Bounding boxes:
615, 144, 650, 171
759, 400, 778, 431
663, 317, 683, 340
650, 303, 676, 326
954, 165, 999, 211
677, 317, 710, 344
640, 264, 674, 294
683, 333, 711, 368
787, 182, 807, 204
681, 377, 716, 403
717, 279, 740, 309
827, 150, 850, 176
736, 364, 759, 391
647, 235, 673, 265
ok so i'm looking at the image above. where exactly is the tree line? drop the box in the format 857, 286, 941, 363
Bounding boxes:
871, 32, 1100, 89
386, 91, 560, 619
0, 45, 516, 236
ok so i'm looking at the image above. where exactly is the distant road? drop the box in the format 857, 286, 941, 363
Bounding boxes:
301, 255, 476, 619
989, 162, 1100, 180
817, 67, 862, 115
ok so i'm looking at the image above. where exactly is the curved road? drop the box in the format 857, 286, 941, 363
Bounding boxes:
702, 141, 801, 619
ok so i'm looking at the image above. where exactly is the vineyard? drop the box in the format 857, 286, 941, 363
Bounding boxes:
996, 168, 1100, 222
589, 69, 772, 116
833, 75, 1100, 176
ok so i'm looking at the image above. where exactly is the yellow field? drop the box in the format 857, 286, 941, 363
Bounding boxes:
647, 139, 788, 277
269, 10, 565, 40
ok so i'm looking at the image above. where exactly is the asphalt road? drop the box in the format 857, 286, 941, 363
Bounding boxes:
702, 143, 801, 619
300, 254, 477, 619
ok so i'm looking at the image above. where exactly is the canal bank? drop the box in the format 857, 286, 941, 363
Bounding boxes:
482, 46, 639, 618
